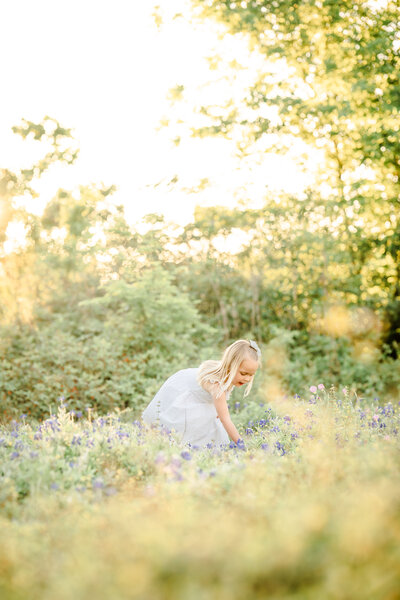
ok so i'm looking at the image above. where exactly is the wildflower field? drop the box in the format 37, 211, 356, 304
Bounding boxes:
1, 387, 399, 600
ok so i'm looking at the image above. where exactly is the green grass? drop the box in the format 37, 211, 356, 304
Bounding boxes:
0, 389, 399, 599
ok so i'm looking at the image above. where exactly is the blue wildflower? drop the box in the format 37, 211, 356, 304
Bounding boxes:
236, 438, 246, 451
92, 479, 104, 489
181, 451, 191, 461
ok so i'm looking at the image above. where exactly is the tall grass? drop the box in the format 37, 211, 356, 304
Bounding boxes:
0, 389, 399, 599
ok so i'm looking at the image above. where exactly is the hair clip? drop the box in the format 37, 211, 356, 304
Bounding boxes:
248, 339, 261, 358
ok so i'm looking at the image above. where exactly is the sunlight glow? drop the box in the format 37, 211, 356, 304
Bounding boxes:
4, 222, 28, 254
1, 0, 319, 239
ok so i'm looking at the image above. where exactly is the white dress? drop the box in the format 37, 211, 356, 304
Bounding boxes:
141, 368, 231, 447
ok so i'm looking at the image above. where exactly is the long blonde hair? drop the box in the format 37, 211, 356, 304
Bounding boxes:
197, 339, 261, 398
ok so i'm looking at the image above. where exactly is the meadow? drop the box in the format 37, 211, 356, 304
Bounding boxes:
2, 1, 400, 598
1, 387, 399, 600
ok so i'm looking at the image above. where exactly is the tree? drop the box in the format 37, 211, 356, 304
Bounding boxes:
180, 0, 400, 354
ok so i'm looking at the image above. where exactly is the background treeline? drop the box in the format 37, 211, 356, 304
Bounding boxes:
1, 0, 400, 418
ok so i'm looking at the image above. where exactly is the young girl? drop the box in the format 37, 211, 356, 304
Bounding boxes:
141, 339, 261, 447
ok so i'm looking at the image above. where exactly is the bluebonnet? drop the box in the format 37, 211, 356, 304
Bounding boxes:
92, 479, 104, 489
275, 441, 286, 456
236, 438, 246, 451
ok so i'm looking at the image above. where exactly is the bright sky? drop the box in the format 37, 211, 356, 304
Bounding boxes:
1, 0, 320, 229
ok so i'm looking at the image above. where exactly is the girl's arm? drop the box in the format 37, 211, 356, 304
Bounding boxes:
211, 387, 241, 443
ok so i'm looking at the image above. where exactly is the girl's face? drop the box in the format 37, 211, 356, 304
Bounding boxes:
231, 357, 259, 387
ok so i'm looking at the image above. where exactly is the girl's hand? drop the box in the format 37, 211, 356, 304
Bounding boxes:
228, 437, 247, 451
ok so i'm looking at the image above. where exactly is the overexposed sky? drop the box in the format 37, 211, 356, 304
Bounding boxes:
1, 0, 319, 227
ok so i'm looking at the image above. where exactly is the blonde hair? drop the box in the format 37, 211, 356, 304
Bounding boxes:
197, 339, 261, 399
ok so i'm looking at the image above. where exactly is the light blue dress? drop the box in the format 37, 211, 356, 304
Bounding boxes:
141, 368, 231, 447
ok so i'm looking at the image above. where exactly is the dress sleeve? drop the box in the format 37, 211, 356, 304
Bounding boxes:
202, 378, 224, 399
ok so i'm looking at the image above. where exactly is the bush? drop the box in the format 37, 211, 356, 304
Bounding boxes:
0, 267, 217, 419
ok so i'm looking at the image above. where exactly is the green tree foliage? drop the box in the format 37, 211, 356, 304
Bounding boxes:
176, 0, 400, 353
0, 119, 216, 418
0, 266, 216, 418
2, 23, 400, 421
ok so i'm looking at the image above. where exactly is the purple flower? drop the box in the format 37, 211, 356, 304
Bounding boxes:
51, 483, 59, 490
154, 452, 166, 464
245, 428, 254, 435
318, 383, 325, 391
309, 386, 317, 394
92, 479, 104, 489
181, 451, 191, 461
236, 438, 246, 450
